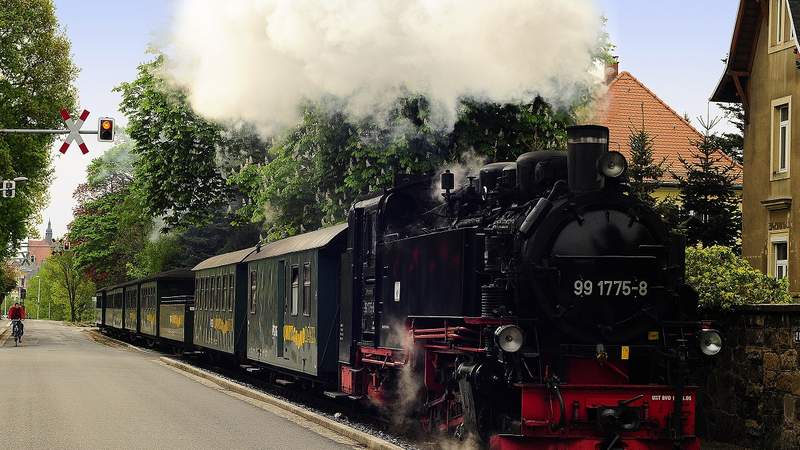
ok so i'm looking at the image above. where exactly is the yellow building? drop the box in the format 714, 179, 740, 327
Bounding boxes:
712, 0, 800, 292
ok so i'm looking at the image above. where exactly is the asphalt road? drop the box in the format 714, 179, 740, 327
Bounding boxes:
0, 320, 359, 449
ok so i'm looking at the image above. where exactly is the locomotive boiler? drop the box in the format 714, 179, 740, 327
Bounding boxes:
337, 124, 720, 449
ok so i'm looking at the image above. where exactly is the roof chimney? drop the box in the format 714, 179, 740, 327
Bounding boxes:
605, 57, 619, 84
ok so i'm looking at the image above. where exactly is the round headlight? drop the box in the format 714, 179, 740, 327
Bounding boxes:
495, 325, 524, 353
699, 329, 722, 356
598, 151, 628, 178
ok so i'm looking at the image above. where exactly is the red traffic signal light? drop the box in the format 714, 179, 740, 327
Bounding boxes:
98, 117, 115, 142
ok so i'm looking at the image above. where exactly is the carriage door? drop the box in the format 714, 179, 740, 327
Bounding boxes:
276, 260, 286, 358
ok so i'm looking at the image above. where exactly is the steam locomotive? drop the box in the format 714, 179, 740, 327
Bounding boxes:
96, 124, 719, 449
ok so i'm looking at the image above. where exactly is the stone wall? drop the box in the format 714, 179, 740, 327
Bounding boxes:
699, 304, 800, 449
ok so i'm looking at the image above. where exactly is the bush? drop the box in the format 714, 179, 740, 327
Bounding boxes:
685, 244, 791, 311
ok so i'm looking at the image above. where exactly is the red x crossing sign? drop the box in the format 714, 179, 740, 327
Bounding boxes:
59, 108, 90, 154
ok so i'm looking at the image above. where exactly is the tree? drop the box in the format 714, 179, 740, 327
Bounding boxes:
40, 250, 95, 322
116, 55, 227, 231
451, 97, 571, 160
686, 244, 790, 311
231, 100, 452, 240
0, 0, 78, 258
626, 108, 665, 205
69, 137, 151, 284
674, 117, 742, 247
0, 262, 18, 298
712, 102, 744, 163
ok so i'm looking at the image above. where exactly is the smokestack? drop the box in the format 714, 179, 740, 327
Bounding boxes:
567, 125, 609, 194
605, 57, 619, 84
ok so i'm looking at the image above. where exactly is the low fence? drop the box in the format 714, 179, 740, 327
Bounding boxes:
699, 304, 800, 449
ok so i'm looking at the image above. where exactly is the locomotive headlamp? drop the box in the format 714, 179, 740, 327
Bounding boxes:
495, 325, 524, 353
698, 329, 722, 356
598, 151, 627, 178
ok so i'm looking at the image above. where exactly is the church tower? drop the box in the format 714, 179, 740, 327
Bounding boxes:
45, 219, 53, 244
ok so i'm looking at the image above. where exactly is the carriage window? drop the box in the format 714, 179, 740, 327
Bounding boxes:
204, 277, 209, 309
227, 274, 234, 312
291, 266, 299, 316
249, 270, 258, 314
221, 274, 228, 311
216, 275, 223, 311
302, 263, 311, 316
211, 276, 217, 311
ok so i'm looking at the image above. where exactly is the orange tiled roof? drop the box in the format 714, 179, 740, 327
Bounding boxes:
595, 71, 743, 185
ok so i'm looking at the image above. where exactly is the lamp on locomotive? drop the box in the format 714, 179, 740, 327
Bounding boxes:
98, 118, 115, 142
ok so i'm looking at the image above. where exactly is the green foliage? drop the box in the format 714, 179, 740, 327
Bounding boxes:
0, 0, 78, 258
685, 245, 791, 311
231, 96, 574, 241
674, 117, 741, 247
33, 251, 95, 322
626, 114, 665, 205
231, 100, 452, 241
125, 234, 182, 279
116, 55, 226, 231
0, 262, 18, 298
69, 137, 150, 285
713, 102, 744, 163
452, 97, 571, 159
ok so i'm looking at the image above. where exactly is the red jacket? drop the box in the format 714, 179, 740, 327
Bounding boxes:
8, 306, 24, 320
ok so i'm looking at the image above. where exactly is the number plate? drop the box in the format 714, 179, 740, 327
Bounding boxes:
573, 279, 649, 298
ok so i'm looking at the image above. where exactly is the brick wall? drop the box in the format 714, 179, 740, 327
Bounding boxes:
699, 304, 800, 449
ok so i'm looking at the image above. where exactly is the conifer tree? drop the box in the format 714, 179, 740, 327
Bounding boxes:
674, 117, 741, 247
627, 106, 665, 205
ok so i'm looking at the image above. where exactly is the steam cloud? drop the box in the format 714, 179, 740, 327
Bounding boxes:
168, 0, 604, 132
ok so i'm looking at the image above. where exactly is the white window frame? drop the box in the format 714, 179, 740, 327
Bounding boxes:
777, 0, 785, 44
780, 105, 790, 171
771, 96, 792, 180
770, 233, 789, 279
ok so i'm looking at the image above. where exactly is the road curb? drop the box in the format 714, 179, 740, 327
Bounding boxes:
159, 357, 404, 450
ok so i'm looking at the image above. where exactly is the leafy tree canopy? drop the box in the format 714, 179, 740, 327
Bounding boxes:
0, 262, 19, 298
686, 244, 790, 311
37, 250, 95, 322
116, 55, 226, 231
0, 0, 78, 257
69, 136, 151, 285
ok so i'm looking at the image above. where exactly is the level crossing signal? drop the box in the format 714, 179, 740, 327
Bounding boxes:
98, 118, 115, 142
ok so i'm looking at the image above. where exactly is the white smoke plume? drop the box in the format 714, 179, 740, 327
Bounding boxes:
168, 0, 604, 133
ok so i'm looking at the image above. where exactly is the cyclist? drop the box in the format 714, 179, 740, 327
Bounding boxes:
8, 302, 25, 342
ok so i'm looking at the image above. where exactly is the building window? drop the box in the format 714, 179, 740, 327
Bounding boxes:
291, 266, 299, 316
302, 263, 311, 316
776, 0, 785, 44
779, 105, 789, 171
249, 270, 257, 314
775, 240, 789, 279
772, 97, 792, 178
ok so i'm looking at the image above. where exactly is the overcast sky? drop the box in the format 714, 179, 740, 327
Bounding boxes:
39, 0, 740, 239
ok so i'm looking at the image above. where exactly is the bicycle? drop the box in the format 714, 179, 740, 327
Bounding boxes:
11, 319, 23, 346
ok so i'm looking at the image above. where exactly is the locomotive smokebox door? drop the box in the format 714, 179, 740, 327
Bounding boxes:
566, 125, 609, 193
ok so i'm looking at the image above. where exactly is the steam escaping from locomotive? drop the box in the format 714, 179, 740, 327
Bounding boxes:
168, 0, 605, 133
